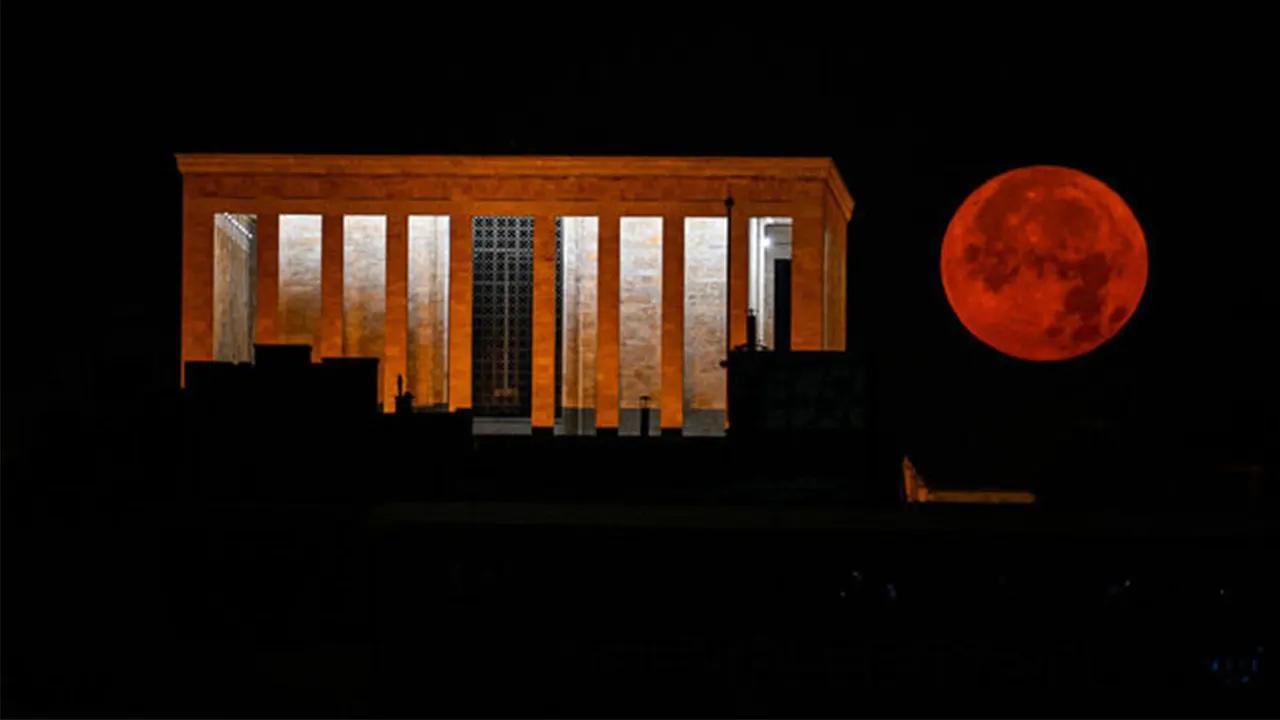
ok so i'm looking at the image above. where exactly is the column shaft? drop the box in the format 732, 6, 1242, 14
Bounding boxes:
823, 193, 848, 350
660, 214, 684, 431
384, 212, 409, 412
728, 204, 750, 349
254, 212, 279, 345
448, 210, 473, 411
791, 213, 825, 350
531, 213, 557, 429
180, 197, 214, 385
595, 212, 620, 430
319, 213, 344, 359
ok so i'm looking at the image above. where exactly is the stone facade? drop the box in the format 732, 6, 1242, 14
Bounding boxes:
180, 155, 854, 432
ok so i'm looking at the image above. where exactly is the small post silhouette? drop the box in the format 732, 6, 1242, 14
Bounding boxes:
394, 374, 415, 415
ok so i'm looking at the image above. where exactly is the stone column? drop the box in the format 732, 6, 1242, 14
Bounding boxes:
180, 194, 214, 385
531, 213, 557, 432
320, 212, 344, 359
448, 210, 473, 411
823, 192, 848, 351
595, 212, 620, 432
728, 203, 750, 349
254, 212, 279, 345
660, 214, 684, 433
791, 212, 825, 350
384, 211, 409, 412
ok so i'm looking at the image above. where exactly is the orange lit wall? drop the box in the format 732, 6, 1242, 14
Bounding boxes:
179, 156, 854, 430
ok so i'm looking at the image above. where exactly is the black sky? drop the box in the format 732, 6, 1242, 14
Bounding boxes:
4, 12, 1275, 475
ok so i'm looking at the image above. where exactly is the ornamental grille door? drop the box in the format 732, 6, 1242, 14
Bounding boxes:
472, 216, 534, 417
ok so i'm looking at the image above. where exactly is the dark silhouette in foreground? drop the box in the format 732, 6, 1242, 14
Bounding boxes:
3, 337, 1272, 717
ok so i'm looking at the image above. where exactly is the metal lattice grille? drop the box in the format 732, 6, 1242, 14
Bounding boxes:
472, 216, 533, 417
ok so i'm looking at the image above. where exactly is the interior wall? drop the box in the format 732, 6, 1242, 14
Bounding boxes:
278, 215, 323, 354
683, 217, 727, 436
408, 215, 450, 408
619, 217, 663, 433
769, 222, 795, 350
561, 217, 599, 417
342, 215, 387, 359
213, 213, 256, 363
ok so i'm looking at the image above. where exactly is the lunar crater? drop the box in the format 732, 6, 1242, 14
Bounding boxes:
942, 166, 1147, 361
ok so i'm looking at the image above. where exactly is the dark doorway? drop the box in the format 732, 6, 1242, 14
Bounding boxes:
774, 258, 792, 352
472, 216, 533, 417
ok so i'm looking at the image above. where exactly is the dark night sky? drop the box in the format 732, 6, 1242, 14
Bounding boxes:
4, 13, 1275, 478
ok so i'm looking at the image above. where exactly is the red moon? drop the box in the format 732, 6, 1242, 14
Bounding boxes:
941, 166, 1147, 361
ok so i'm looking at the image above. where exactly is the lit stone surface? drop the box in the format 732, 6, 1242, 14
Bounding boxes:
532, 215, 557, 428
384, 213, 407, 412
595, 214, 621, 429
619, 217, 662, 417
791, 215, 824, 350
408, 216, 450, 407
562, 217, 598, 410
824, 193, 848, 350
254, 213, 280, 345
728, 211, 750, 349
661, 216, 684, 430
342, 215, 387, 359
181, 205, 214, 379
178, 155, 855, 405
448, 215, 473, 411
278, 215, 322, 351
321, 214, 344, 359
683, 218, 727, 434
213, 213, 256, 363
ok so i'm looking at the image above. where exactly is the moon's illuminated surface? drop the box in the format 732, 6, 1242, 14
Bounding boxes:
941, 166, 1148, 361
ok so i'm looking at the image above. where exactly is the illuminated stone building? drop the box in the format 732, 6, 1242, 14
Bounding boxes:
178, 155, 853, 435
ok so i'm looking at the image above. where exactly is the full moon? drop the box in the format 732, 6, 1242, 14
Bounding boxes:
941, 166, 1148, 361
